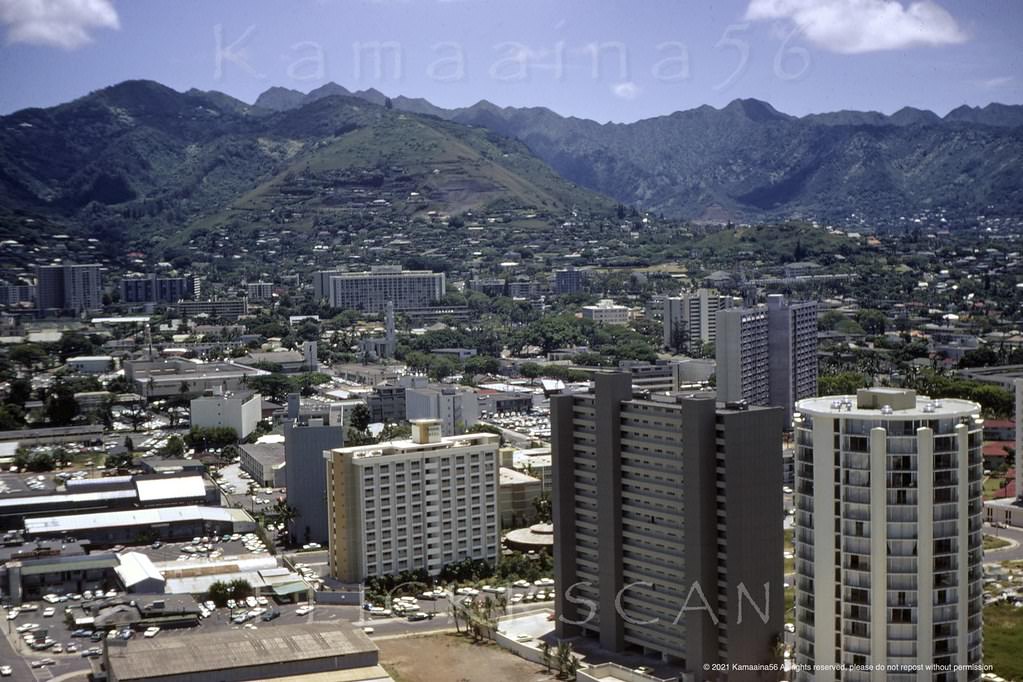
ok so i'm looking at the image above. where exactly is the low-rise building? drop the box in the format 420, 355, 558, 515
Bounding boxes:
103, 622, 386, 682
124, 358, 267, 398
405, 385, 480, 436
67, 355, 115, 373
498, 467, 542, 528
581, 299, 631, 325
238, 442, 286, 487
190, 390, 262, 439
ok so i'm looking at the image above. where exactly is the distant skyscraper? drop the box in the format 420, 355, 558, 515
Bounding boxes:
663, 289, 733, 353
35, 263, 102, 312
247, 282, 273, 302
120, 274, 191, 303
793, 389, 983, 681
551, 373, 784, 678
716, 294, 817, 423
326, 266, 445, 312
553, 267, 585, 295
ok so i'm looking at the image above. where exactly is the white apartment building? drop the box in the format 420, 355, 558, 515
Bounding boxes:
793, 388, 984, 682
581, 299, 630, 325
325, 420, 500, 582
405, 385, 480, 436
662, 289, 733, 353
327, 266, 445, 312
189, 390, 262, 439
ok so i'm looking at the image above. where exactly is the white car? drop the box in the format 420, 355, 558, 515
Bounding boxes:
143, 626, 160, 638
0, 665, 13, 676
43, 608, 55, 617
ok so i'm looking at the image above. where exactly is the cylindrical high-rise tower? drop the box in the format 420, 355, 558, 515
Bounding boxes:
792, 388, 983, 682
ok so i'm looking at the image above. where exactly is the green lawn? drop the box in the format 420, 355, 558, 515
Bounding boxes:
984, 475, 1011, 500
984, 534, 1012, 551
984, 603, 1023, 682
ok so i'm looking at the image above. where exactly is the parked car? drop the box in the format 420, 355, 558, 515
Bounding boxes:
261, 610, 280, 622
143, 626, 160, 638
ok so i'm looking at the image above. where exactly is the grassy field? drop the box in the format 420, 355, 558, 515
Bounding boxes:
984, 475, 1012, 500
984, 603, 1023, 682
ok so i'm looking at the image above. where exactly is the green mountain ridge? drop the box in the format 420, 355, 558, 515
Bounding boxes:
243, 82, 1023, 223
0, 80, 613, 252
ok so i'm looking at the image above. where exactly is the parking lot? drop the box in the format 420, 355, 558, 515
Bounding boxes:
216, 462, 286, 515
126, 536, 266, 563
0, 472, 56, 497
0, 578, 558, 682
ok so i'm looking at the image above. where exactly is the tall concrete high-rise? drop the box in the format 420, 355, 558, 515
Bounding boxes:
663, 289, 733, 353
1016, 379, 1022, 501
35, 263, 102, 312
324, 419, 500, 581
283, 394, 344, 545
793, 389, 984, 682
551, 372, 784, 679
716, 294, 818, 423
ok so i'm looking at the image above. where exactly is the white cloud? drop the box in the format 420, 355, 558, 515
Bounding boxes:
611, 82, 640, 100
0, 0, 119, 49
980, 75, 1013, 89
744, 0, 967, 54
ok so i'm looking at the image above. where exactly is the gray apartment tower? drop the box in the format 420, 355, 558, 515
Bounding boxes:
35, 263, 102, 313
551, 373, 784, 680
283, 395, 344, 545
716, 294, 818, 424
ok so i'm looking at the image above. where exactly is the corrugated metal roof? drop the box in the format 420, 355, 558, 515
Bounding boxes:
19, 553, 119, 576
24, 505, 252, 534
106, 622, 377, 680
134, 475, 206, 502
114, 552, 165, 587
0, 488, 136, 510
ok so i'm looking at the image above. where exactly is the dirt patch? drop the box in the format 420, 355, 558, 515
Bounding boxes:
377, 633, 555, 682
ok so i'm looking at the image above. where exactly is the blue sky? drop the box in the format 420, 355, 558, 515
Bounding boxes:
0, 0, 1020, 121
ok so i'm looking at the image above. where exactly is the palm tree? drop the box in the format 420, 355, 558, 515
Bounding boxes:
555, 641, 572, 678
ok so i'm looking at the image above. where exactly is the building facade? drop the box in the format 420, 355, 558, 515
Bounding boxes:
581, 299, 631, 326
792, 389, 984, 682
35, 263, 103, 313
120, 275, 191, 304
327, 266, 446, 313
553, 267, 585, 295
325, 421, 500, 582
405, 386, 480, 436
551, 373, 784, 679
177, 298, 249, 320
717, 294, 818, 423
189, 391, 262, 439
283, 400, 345, 545
662, 289, 733, 353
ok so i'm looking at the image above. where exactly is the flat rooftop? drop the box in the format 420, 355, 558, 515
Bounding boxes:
105, 622, 377, 680
797, 391, 980, 419
329, 431, 499, 461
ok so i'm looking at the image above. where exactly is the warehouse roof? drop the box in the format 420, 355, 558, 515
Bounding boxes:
134, 475, 206, 502
24, 505, 251, 535
115, 552, 165, 588
104, 622, 377, 680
